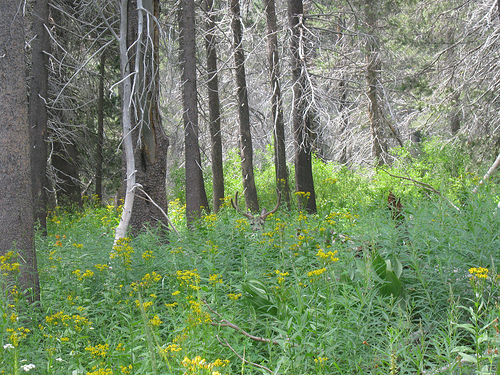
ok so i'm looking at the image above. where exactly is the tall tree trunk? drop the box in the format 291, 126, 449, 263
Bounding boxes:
0, 0, 40, 302
52, 141, 82, 207
96, 51, 105, 201
127, 0, 170, 234
338, 77, 349, 164
365, 0, 386, 166
288, 0, 317, 214
204, 0, 225, 213
337, 16, 350, 165
446, 30, 461, 136
30, 0, 50, 231
179, 0, 210, 225
47, 1, 84, 209
231, 0, 259, 213
264, 0, 291, 210
115, 0, 136, 241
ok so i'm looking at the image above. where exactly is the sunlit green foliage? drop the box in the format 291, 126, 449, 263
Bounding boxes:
1, 140, 500, 374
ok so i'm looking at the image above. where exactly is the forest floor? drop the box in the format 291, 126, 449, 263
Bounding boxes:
2, 146, 500, 374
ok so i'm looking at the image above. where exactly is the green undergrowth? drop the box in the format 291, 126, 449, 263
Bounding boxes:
2, 140, 500, 374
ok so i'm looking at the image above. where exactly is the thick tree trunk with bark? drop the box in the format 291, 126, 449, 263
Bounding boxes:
264, 0, 291, 210
126, 0, 170, 234
0, 0, 40, 301
30, 0, 50, 231
231, 0, 259, 213
179, 0, 210, 225
288, 0, 317, 214
365, 0, 386, 166
52, 141, 83, 207
204, 0, 225, 213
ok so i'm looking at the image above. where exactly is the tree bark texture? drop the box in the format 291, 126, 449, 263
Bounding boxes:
29, 0, 50, 232
204, 0, 225, 213
126, 0, 170, 234
0, 0, 40, 301
264, 0, 291, 210
337, 17, 350, 165
179, 0, 210, 225
288, 0, 317, 214
365, 0, 386, 166
52, 141, 83, 207
231, 0, 260, 213
96, 51, 105, 201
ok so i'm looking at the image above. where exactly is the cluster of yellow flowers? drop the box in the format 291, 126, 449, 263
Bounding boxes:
85, 343, 109, 358
202, 212, 218, 228
86, 367, 113, 375
295, 191, 311, 199
469, 267, 489, 279
160, 343, 182, 355
187, 300, 211, 326
131, 271, 162, 292
209, 274, 223, 286
134, 299, 154, 311
235, 218, 249, 231
0, 251, 20, 275
275, 269, 289, 284
176, 269, 201, 290
149, 314, 162, 327
316, 247, 339, 263
6, 327, 30, 347
227, 293, 242, 301
94, 264, 109, 272
120, 365, 132, 374
44, 311, 92, 332
110, 237, 134, 270
307, 267, 327, 282
314, 356, 329, 366
142, 250, 155, 260
168, 198, 186, 224
181, 356, 229, 375
72, 269, 94, 281
468, 267, 491, 290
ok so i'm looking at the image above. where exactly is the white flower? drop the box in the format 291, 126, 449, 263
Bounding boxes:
21, 363, 36, 372
3, 343, 14, 349
55, 357, 63, 362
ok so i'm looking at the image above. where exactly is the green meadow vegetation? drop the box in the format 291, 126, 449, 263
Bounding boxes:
1, 140, 500, 374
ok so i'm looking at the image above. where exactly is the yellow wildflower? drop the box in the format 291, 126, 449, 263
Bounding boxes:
228, 293, 242, 300
469, 267, 489, 279
85, 343, 109, 358
149, 315, 162, 326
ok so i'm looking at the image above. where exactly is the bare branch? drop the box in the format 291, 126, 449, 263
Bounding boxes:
378, 168, 461, 211
136, 185, 180, 236
216, 335, 273, 374
203, 300, 292, 347
472, 152, 500, 193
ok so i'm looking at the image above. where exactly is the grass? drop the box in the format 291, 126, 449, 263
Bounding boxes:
1, 143, 500, 374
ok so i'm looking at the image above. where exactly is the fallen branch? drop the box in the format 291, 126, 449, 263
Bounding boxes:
379, 168, 461, 211
216, 335, 273, 374
472, 152, 500, 194
203, 301, 287, 346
